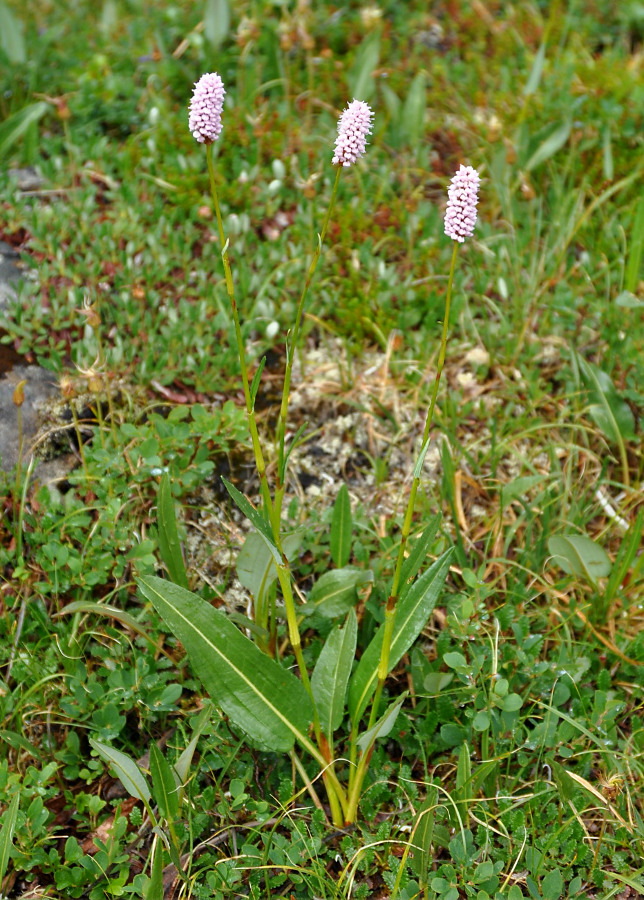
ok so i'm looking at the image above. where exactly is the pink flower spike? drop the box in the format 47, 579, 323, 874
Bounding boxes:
332, 99, 374, 167
189, 72, 226, 144
444, 164, 481, 243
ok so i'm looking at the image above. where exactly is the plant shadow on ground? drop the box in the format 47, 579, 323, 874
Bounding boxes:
0, 1, 644, 898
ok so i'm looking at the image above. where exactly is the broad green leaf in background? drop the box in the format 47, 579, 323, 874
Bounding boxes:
348, 547, 454, 723
348, 33, 379, 102
0, 102, 49, 160
157, 473, 188, 589
0, 1, 26, 63
625, 192, 644, 293
311, 609, 357, 739
547, 534, 611, 587
0, 792, 20, 886
90, 739, 152, 804
204, 0, 230, 49
302, 566, 373, 618
575, 353, 636, 445
615, 290, 644, 309
221, 478, 282, 565
330, 484, 352, 567
149, 743, 179, 821
237, 531, 303, 604
356, 695, 405, 753
138, 576, 314, 752
525, 118, 571, 171
523, 40, 546, 95
401, 71, 426, 148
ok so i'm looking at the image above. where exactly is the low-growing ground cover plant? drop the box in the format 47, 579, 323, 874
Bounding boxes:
0, 1, 643, 898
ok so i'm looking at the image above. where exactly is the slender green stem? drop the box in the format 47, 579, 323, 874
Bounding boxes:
367, 241, 459, 729
274, 166, 342, 520
206, 144, 276, 528
94, 322, 118, 445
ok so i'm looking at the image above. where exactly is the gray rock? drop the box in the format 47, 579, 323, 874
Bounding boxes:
0, 241, 22, 311
8, 167, 46, 192
0, 364, 60, 474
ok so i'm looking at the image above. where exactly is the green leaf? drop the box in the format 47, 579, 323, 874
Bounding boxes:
173, 702, 213, 800
548, 534, 611, 587
523, 40, 546, 95
550, 760, 577, 802
302, 567, 372, 618
348, 548, 454, 724
249, 356, 266, 411
356, 695, 405, 753
409, 785, 438, 886
472, 711, 491, 732
145, 838, 164, 900
330, 484, 352, 567
56, 601, 168, 653
0, 729, 42, 761
615, 290, 644, 309
525, 119, 571, 171
89, 739, 152, 804
500, 475, 544, 508
604, 508, 643, 605
626, 195, 644, 293
542, 868, 563, 900
0, 792, 20, 885
399, 516, 441, 600
221, 478, 282, 565
149, 743, 179, 821
454, 743, 471, 826
0, 102, 49, 160
138, 576, 313, 752
0, 1, 25, 63
237, 531, 302, 603
348, 33, 379, 101
157, 473, 188, 589
575, 353, 636, 444
203, 0, 230, 49
311, 609, 357, 738
401, 71, 426, 147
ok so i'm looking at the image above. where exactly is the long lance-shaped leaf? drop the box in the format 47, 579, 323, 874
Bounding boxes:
0, 792, 20, 886
157, 473, 188, 589
138, 576, 314, 753
348, 547, 454, 724
89, 739, 152, 804
312, 609, 357, 739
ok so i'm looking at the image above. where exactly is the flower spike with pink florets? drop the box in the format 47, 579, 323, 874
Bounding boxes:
332, 99, 374, 167
444, 164, 481, 243
189, 72, 226, 144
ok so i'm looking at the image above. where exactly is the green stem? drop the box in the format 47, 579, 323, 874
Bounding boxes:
206, 144, 276, 529
367, 241, 459, 729
274, 166, 342, 521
